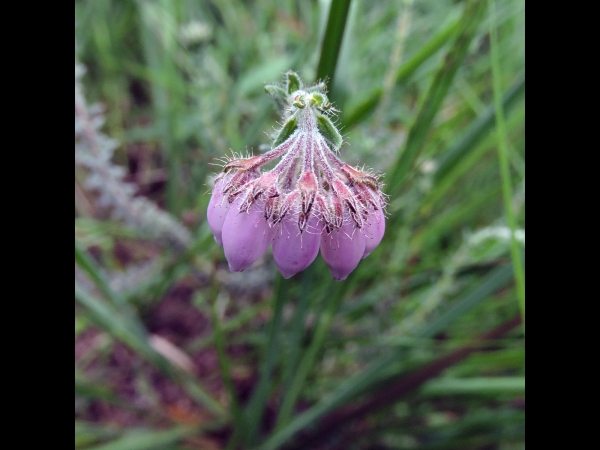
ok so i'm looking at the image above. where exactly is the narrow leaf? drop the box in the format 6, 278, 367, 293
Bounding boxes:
272, 116, 298, 148
86, 427, 193, 450
434, 72, 525, 184
316, 0, 352, 92
488, 0, 525, 325
343, 17, 461, 128
387, 0, 487, 195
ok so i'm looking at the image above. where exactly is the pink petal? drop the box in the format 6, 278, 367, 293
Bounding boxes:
207, 176, 231, 246
272, 214, 320, 279
362, 207, 386, 258
320, 222, 365, 281
222, 196, 276, 272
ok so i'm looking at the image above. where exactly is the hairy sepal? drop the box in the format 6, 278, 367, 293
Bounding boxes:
285, 71, 302, 95
272, 116, 298, 148
317, 114, 342, 152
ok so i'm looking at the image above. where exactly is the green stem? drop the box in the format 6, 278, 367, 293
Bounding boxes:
488, 0, 525, 324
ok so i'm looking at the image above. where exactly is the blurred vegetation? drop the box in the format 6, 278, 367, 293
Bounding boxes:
75, 0, 525, 449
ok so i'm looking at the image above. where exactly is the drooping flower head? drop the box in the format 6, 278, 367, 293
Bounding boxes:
207, 71, 387, 280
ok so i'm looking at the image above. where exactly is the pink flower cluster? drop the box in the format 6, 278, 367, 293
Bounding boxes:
207, 74, 386, 281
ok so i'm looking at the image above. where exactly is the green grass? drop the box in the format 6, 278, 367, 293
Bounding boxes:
75, 0, 524, 448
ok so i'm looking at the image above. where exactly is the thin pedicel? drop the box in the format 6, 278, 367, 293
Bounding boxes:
207, 71, 387, 280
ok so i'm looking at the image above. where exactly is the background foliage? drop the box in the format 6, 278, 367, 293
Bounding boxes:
75, 0, 525, 448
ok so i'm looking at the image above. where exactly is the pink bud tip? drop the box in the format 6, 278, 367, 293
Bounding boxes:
207, 176, 231, 246
272, 214, 320, 279
222, 196, 276, 272
320, 222, 366, 281
362, 207, 386, 259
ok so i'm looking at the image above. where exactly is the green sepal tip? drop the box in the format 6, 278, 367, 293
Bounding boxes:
317, 114, 342, 151
272, 116, 298, 148
286, 71, 302, 95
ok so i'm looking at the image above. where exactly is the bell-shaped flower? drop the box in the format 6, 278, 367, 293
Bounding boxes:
206, 175, 232, 246
362, 207, 386, 259
221, 195, 276, 272
272, 213, 321, 279
320, 221, 366, 281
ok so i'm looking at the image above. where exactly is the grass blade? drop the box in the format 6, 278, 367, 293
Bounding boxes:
387, 0, 487, 196
85, 427, 193, 450
76, 421, 120, 448
241, 276, 289, 446
136, 0, 187, 214
488, 0, 525, 325
284, 317, 521, 449
278, 268, 318, 395
421, 376, 525, 396
433, 72, 525, 185
275, 280, 350, 430
74, 283, 225, 418
208, 279, 245, 444
75, 371, 124, 406
316, 0, 352, 91
259, 263, 513, 450
344, 17, 461, 128
75, 241, 125, 308
393, 17, 460, 86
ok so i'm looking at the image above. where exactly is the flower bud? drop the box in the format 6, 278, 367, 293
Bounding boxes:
272, 214, 320, 279
320, 222, 366, 281
222, 196, 276, 271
